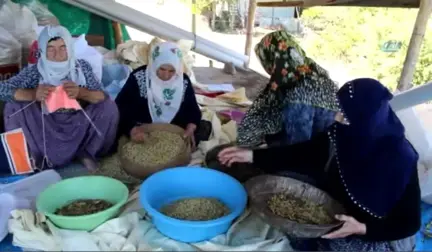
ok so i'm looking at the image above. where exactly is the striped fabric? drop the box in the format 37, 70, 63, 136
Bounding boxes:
0, 128, 33, 175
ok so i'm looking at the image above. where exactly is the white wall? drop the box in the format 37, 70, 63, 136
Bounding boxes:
392, 83, 432, 203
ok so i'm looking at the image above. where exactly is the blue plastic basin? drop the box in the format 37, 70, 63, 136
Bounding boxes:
139, 166, 247, 243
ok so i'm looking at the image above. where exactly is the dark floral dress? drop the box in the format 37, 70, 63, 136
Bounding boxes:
237, 30, 340, 147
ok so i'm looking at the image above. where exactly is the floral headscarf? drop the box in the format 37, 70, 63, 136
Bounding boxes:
146, 41, 184, 123
237, 30, 339, 147
257, 30, 313, 90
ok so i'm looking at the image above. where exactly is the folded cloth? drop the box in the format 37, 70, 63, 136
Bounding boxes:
216, 88, 252, 107
134, 208, 293, 251
8, 210, 141, 251
9, 207, 292, 251
190, 108, 237, 166
8, 209, 61, 251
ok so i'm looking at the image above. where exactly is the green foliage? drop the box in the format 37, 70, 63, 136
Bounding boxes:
214, 11, 232, 32
300, 6, 432, 90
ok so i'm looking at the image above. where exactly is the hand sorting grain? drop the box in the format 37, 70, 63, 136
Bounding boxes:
54, 199, 113, 216
267, 193, 333, 225
160, 197, 231, 221
122, 131, 186, 166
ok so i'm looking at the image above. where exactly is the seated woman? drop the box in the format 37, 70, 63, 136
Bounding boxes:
115, 41, 201, 146
218, 78, 420, 251
238, 30, 339, 147
2, 25, 119, 170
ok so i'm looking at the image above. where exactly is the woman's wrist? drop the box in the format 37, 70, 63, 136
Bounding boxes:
14, 88, 36, 101
186, 123, 197, 132
78, 88, 105, 104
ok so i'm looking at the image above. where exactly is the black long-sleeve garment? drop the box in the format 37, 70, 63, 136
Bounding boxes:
253, 132, 421, 242
115, 65, 201, 138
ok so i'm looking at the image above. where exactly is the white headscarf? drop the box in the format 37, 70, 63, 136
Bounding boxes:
37, 25, 86, 86
146, 41, 184, 123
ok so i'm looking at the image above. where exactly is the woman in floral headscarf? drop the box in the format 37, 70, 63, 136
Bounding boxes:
237, 30, 339, 147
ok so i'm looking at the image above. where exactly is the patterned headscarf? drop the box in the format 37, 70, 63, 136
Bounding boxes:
37, 25, 86, 86
145, 41, 184, 123
237, 30, 339, 146
332, 78, 418, 217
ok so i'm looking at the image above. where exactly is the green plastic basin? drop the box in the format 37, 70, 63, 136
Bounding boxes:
36, 176, 129, 231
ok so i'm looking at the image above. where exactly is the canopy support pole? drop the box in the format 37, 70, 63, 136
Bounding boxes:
244, 0, 257, 68
112, 21, 123, 46
397, 0, 432, 91
192, 0, 197, 35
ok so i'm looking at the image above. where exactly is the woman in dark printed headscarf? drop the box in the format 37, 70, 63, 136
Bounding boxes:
237, 30, 339, 147
219, 78, 420, 251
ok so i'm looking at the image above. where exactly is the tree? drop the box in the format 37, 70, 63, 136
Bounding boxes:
300, 6, 432, 90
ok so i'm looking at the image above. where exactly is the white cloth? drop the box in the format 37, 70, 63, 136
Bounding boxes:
74, 34, 103, 82
8, 209, 293, 251
37, 25, 86, 86
189, 108, 238, 166
146, 41, 184, 123
8, 210, 61, 251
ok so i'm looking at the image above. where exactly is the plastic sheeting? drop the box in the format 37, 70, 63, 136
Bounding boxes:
0, 27, 21, 66
13, 0, 131, 49
74, 34, 103, 81
11, 0, 58, 26
0, 0, 37, 66
101, 64, 131, 100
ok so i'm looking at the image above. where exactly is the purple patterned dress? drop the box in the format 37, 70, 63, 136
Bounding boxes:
1, 59, 119, 168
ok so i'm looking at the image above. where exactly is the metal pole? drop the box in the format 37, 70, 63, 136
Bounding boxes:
60, 0, 249, 67
192, 0, 197, 34
271, 7, 275, 26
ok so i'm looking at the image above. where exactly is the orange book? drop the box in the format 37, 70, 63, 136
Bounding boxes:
0, 128, 33, 175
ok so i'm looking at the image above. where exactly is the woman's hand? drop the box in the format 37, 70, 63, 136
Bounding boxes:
184, 123, 197, 148
218, 146, 253, 166
63, 81, 80, 99
321, 214, 366, 239
35, 84, 55, 101
130, 126, 146, 143
75, 87, 106, 104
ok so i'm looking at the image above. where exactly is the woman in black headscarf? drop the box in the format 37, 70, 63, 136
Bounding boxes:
218, 78, 420, 251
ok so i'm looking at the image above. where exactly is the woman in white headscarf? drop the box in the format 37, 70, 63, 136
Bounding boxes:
1, 25, 119, 170
115, 41, 201, 146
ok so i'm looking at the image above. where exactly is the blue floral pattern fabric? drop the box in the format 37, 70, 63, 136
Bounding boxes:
283, 103, 336, 145
0, 59, 101, 102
